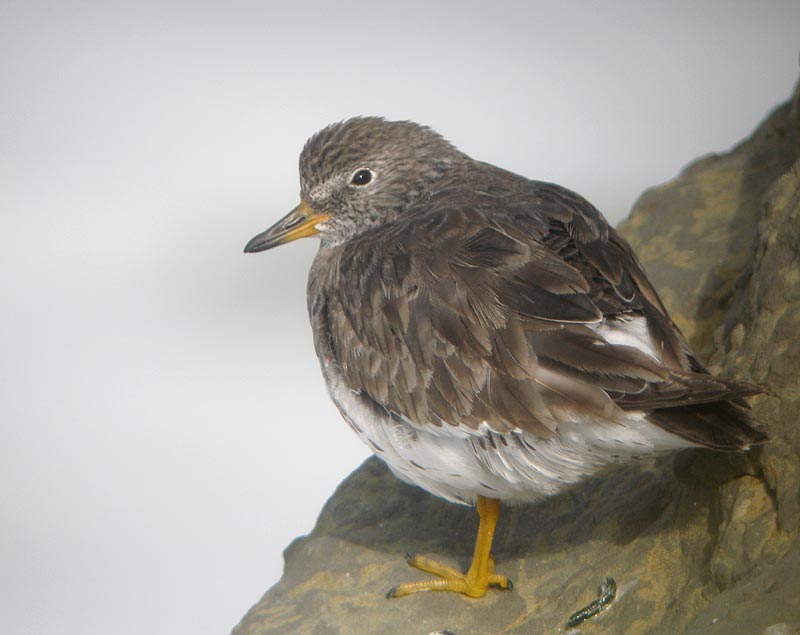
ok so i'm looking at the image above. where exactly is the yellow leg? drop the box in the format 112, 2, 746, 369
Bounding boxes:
387, 496, 512, 598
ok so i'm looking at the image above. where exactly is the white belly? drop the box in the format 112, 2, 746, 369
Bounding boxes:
324, 363, 694, 506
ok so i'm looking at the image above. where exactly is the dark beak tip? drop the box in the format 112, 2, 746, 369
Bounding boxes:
245, 202, 315, 254
244, 233, 272, 254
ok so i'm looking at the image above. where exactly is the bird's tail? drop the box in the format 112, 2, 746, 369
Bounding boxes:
648, 400, 768, 450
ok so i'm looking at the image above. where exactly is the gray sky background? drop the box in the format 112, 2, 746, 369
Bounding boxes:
2, 2, 798, 634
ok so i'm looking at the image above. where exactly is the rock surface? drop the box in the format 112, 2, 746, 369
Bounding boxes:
233, 79, 800, 635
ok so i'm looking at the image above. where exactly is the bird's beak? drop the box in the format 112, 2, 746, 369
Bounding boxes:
244, 200, 329, 253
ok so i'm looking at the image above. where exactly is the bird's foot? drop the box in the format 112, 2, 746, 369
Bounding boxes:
386, 552, 512, 599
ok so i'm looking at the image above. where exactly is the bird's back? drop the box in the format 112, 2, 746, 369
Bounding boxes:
305, 160, 764, 503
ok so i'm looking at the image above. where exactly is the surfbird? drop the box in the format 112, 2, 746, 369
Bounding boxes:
244, 117, 766, 599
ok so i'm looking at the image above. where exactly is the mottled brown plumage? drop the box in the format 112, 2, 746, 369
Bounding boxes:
245, 116, 766, 598
291, 119, 764, 449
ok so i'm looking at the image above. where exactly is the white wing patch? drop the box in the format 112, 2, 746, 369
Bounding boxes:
590, 316, 661, 362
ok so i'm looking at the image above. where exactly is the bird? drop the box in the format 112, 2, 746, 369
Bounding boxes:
244, 117, 766, 599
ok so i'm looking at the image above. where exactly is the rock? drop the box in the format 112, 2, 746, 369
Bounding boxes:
709, 475, 785, 590
233, 77, 800, 635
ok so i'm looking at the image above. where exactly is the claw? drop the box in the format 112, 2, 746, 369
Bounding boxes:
386, 497, 509, 599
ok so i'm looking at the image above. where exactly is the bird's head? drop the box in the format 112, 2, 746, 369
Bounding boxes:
244, 117, 463, 252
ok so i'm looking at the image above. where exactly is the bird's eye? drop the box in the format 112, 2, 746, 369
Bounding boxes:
350, 168, 374, 186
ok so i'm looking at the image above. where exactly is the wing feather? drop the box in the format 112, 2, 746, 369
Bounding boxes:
308, 176, 764, 447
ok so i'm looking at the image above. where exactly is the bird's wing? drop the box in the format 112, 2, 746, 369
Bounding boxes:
313, 184, 760, 441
